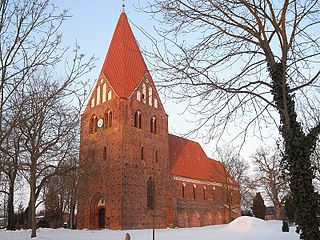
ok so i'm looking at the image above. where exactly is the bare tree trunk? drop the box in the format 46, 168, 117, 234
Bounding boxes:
30, 157, 37, 238
6, 179, 15, 230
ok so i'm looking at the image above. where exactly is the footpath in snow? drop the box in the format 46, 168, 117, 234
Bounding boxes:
0, 216, 298, 240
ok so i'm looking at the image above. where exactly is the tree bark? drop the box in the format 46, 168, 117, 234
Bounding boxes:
270, 62, 320, 239
6, 179, 15, 230
30, 156, 37, 238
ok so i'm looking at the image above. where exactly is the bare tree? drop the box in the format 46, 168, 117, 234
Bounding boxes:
0, 0, 94, 237
0, 0, 71, 155
17, 68, 90, 238
0, 127, 23, 230
252, 146, 289, 219
42, 157, 78, 229
217, 147, 257, 212
142, 1, 320, 238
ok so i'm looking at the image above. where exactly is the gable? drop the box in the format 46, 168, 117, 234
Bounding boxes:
99, 12, 150, 98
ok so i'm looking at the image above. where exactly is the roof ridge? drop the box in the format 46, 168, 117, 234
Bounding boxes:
168, 134, 202, 145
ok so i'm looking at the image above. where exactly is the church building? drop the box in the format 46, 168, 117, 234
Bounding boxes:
77, 11, 240, 230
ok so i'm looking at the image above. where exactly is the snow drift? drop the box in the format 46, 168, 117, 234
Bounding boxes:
0, 217, 297, 240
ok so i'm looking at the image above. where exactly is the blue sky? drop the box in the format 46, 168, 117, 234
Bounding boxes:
52, 1, 273, 161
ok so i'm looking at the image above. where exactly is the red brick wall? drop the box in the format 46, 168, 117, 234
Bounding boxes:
77, 86, 124, 229
120, 76, 170, 229
77, 76, 240, 230
169, 179, 240, 227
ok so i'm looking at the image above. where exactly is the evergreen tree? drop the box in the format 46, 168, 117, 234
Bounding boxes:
282, 220, 289, 232
252, 192, 266, 220
284, 195, 295, 224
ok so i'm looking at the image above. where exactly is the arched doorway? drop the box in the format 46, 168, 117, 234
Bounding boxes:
98, 208, 105, 228
90, 192, 106, 229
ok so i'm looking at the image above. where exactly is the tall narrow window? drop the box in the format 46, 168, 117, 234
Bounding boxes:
141, 147, 144, 160
96, 86, 101, 105
91, 149, 95, 161
137, 91, 141, 101
105, 109, 112, 128
150, 116, 157, 134
182, 183, 186, 198
193, 185, 197, 199
230, 192, 233, 205
91, 98, 95, 108
155, 151, 158, 163
203, 187, 206, 200
107, 89, 113, 100
102, 83, 107, 103
147, 177, 155, 210
148, 87, 153, 106
154, 98, 158, 109
142, 84, 146, 104
134, 110, 142, 129
90, 115, 97, 133
212, 187, 215, 200
103, 146, 107, 161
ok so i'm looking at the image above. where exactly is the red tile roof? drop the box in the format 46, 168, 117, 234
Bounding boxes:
100, 12, 150, 98
169, 134, 237, 185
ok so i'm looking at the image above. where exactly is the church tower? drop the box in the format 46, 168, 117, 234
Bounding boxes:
77, 12, 170, 229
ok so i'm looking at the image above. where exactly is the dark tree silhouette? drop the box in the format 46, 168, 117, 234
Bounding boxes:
252, 192, 266, 220
284, 194, 295, 224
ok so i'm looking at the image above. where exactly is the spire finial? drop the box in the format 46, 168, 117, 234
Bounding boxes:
122, 0, 125, 12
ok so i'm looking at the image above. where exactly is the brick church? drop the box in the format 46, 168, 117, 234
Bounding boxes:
77, 11, 240, 230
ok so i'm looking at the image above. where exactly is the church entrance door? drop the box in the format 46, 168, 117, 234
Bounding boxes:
98, 208, 105, 228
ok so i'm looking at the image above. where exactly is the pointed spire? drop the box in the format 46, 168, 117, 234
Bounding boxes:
99, 12, 150, 98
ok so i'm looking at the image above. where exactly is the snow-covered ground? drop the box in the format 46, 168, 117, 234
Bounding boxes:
0, 216, 298, 240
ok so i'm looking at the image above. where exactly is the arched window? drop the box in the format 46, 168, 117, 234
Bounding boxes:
154, 98, 158, 109
107, 89, 113, 100
90, 115, 98, 133
105, 109, 112, 128
147, 176, 155, 210
142, 84, 146, 104
102, 83, 107, 103
91, 149, 95, 161
203, 186, 206, 200
230, 192, 233, 205
91, 98, 95, 108
137, 90, 141, 101
148, 87, 153, 106
193, 184, 197, 199
103, 146, 107, 161
134, 110, 142, 129
141, 147, 144, 160
150, 116, 157, 134
182, 183, 186, 198
96, 85, 101, 105
212, 187, 215, 200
